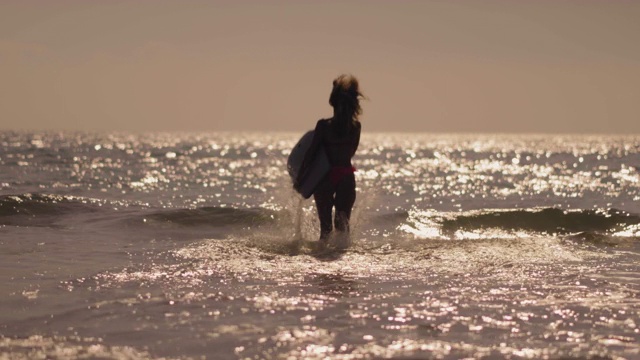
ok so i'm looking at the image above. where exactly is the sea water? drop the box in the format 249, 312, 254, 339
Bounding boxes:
1, 131, 640, 359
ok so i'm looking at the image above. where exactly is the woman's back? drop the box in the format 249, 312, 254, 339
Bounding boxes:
318, 118, 361, 167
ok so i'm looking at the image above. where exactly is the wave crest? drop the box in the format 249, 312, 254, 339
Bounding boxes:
401, 207, 640, 240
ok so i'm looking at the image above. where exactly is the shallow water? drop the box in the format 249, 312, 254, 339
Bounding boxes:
1, 132, 640, 359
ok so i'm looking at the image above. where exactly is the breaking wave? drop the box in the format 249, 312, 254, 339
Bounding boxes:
400, 207, 640, 240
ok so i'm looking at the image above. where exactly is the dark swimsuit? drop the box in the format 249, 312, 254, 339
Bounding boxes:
314, 119, 360, 240
298, 118, 360, 240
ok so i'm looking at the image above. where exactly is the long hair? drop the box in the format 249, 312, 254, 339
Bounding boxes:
329, 74, 363, 135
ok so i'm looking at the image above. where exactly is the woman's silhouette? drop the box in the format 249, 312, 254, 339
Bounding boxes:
297, 74, 363, 244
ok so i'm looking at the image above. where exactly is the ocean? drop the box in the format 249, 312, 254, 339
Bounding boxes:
1, 131, 640, 359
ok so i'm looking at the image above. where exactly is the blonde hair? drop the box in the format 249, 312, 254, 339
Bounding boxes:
329, 74, 364, 134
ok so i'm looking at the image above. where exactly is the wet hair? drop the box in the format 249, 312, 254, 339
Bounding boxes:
329, 74, 363, 135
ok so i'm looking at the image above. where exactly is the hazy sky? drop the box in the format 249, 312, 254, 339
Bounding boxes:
1, 1, 639, 133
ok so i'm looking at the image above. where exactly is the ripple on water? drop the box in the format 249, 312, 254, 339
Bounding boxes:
0, 335, 157, 360
70, 233, 640, 358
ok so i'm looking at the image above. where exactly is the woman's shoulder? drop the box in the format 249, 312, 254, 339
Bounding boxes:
315, 118, 330, 131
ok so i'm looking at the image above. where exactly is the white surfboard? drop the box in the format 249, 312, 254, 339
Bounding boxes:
287, 130, 331, 199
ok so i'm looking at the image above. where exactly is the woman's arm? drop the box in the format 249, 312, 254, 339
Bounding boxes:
351, 121, 361, 158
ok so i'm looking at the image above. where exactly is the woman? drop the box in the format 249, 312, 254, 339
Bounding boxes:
297, 74, 363, 243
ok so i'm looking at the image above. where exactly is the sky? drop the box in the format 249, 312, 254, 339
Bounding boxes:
1, 0, 639, 134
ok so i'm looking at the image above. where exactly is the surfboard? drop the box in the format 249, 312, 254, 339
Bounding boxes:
287, 130, 330, 199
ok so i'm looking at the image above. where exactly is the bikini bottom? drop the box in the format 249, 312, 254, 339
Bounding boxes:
329, 166, 356, 187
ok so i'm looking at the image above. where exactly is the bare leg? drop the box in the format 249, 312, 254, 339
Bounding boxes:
313, 177, 334, 242
334, 173, 356, 234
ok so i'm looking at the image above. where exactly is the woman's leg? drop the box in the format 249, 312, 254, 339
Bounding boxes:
334, 173, 356, 233
313, 177, 334, 241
